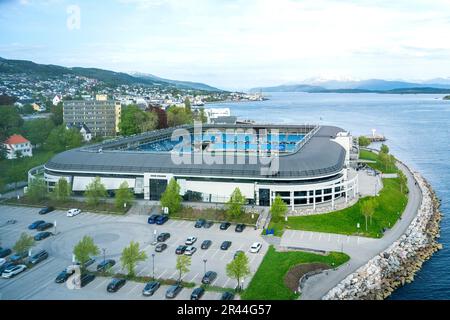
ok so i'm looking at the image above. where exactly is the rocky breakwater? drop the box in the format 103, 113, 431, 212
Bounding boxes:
323, 172, 442, 300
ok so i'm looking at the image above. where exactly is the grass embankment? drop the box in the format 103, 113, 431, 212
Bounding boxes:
267, 150, 408, 238
171, 206, 259, 225
4, 197, 129, 215
0, 151, 54, 191
359, 149, 398, 174
241, 246, 350, 300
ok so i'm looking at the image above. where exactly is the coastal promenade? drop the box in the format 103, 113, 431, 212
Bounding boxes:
295, 161, 422, 300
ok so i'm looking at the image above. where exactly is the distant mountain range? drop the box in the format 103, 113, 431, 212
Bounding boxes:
0, 57, 223, 92
250, 79, 450, 94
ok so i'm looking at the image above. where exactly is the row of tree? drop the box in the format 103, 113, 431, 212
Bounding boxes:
27, 177, 134, 210
73, 235, 250, 290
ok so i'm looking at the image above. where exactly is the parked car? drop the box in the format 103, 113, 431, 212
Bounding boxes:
38, 206, 55, 215
0, 262, 15, 274
204, 221, 214, 229
201, 240, 212, 250
147, 214, 160, 224
28, 250, 48, 265
28, 220, 46, 230
184, 246, 197, 256
235, 224, 246, 233
76, 258, 96, 268
155, 243, 168, 253
97, 259, 116, 272
191, 287, 205, 300
0, 258, 5, 268
142, 281, 160, 296
155, 215, 169, 225
107, 278, 126, 292
67, 208, 81, 217
220, 241, 232, 250
80, 273, 96, 287
250, 242, 262, 253
194, 219, 206, 228
220, 222, 231, 230
55, 268, 75, 283
220, 291, 235, 300
0, 247, 12, 258
9, 251, 28, 263
175, 245, 187, 255
165, 283, 183, 298
34, 231, 52, 241
201, 271, 217, 284
36, 222, 53, 231
185, 236, 197, 245
157, 232, 170, 242
234, 250, 245, 259
2, 264, 27, 278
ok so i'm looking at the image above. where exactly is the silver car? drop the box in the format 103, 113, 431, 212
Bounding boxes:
2, 264, 27, 278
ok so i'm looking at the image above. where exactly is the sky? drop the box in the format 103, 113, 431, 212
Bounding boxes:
1, 0, 450, 90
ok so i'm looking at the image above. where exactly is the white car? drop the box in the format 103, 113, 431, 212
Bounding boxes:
67, 208, 81, 217
2, 264, 27, 278
0, 258, 6, 267
185, 236, 197, 245
184, 246, 197, 256
250, 242, 262, 253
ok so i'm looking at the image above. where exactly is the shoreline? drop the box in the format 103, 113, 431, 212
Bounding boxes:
322, 168, 442, 300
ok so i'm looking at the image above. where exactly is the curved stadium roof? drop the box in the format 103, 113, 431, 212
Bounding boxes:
45, 125, 346, 180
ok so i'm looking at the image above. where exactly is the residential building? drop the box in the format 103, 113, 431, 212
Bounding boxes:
3, 134, 33, 160
63, 95, 121, 137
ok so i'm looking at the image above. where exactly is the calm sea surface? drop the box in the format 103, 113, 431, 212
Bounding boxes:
208, 92, 450, 299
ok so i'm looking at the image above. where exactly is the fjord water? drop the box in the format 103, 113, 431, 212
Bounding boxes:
208, 92, 450, 299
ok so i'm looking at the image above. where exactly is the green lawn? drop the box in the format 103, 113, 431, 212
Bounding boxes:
269, 178, 407, 238
241, 246, 350, 300
171, 206, 259, 225
359, 149, 398, 174
0, 150, 55, 191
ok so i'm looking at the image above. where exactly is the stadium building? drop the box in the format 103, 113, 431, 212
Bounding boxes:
41, 124, 359, 210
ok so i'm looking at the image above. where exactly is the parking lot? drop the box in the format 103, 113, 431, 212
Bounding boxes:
0, 205, 267, 300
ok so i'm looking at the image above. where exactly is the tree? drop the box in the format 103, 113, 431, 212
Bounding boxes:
44, 125, 83, 152
21, 119, 55, 148
85, 177, 107, 207
360, 199, 376, 231
13, 233, 35, 254
119, 105, 158, 136
184, 97, 191, 111
26, 178, 48, 202
176, 254, 191, 282
50, 102, 64, 126
120, 241, 147, 278
0, 143, 7, 160
398, 171, 408, 194
73, 236, 100, 268
226, 251, 251, 291
226, 187, 246, 219
0, 105, 23, 138
380, 144, 389, 155
52, 177, 71, 202
194, 107, 207, 123
358, 136, 371, 147
167, 105, 193, 127
160, 178, 182, 214
115, 181, 134, 210
270, 195, 288, 223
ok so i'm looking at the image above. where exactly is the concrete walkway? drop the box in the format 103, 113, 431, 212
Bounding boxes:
295, 161, 422, 300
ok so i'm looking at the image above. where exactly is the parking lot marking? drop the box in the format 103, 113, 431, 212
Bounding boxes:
223, 278, 231, 288
169, 270, 178, 280
211, 249, 220, 259
94, 278, 109, 290
158, 270, 168, 279
126, 283, 142, 296
190, 272, 199, 283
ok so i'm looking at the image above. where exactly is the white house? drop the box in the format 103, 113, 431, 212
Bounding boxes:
3, 134, 33, 160
66, 123, 93, 142
53, 95, 62, 106
205, 108, 231, 123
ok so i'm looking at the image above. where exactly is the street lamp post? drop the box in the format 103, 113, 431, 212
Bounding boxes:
241, 278, 245, 291
203, 259, 207, 275
152, 253, 155, 280
102, 248, 106, 263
